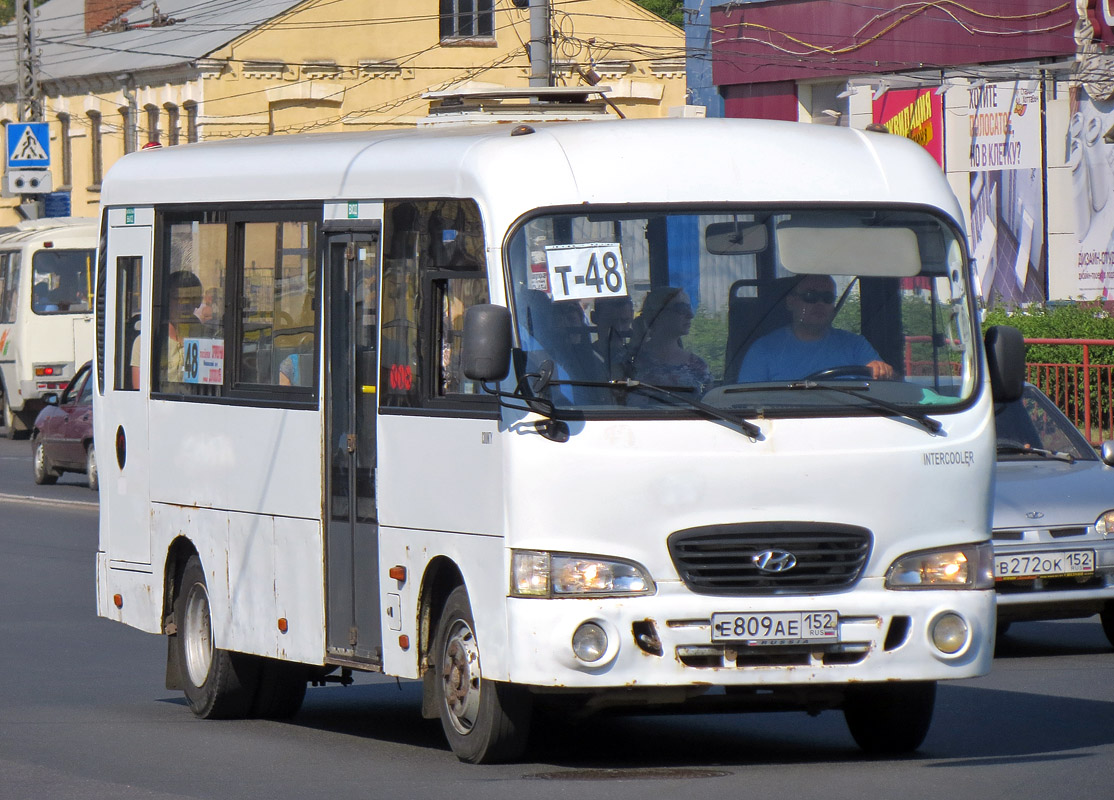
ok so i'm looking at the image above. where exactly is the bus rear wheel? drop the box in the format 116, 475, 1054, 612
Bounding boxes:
432, 586, 531, 764
175, 556, 259, 719
843, 681, 936, 755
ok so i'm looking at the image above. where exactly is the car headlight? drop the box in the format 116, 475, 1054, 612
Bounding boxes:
885, 542, 994, 590
1095, 510, 1114, 538
511, 550, 655, 598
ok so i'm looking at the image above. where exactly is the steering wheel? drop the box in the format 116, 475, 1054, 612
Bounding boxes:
804, 365, 874, 380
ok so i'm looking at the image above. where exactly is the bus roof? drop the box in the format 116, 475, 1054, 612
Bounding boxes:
0, 216, 97, 245
100, 119, 963, 230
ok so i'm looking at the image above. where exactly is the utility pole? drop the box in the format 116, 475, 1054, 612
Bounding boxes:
528, 0, 551, 88
15, 0, 42, 123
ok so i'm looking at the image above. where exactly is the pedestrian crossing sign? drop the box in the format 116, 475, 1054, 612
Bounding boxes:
7, 122, 50, 168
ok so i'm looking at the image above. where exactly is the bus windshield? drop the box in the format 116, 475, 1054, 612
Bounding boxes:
505, 207, 977, 416
32, 249, 95, 314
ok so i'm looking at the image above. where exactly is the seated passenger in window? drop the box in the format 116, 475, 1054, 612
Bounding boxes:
630, 287, 711, 393
160, 270, 203, 384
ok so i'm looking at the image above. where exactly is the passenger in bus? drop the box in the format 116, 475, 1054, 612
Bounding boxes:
629, 287, 711, 392
33, 282, 58, 312
590, 295, 634, 377
158, 270, 203, 384
278, 353, 309, 386
736, 274, 894, 382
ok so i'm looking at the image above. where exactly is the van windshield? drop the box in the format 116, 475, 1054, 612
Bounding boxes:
505, 207, 978, 416
32, 249, 95, 314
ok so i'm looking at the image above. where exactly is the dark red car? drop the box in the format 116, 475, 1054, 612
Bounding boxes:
31, 360, 96, 490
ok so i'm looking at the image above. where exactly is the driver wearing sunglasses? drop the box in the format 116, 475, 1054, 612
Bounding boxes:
736, 274, 894, 383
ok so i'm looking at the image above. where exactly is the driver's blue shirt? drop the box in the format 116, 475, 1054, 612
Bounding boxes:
737, 326, 880, 382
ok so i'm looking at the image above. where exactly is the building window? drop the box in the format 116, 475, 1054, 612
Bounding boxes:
439, 0, 494, 41
184, 101, 198, 143
164, 103, 180, 146
57, 113, 72, 186
87, 111, 103, 187
145, 104, 160, 145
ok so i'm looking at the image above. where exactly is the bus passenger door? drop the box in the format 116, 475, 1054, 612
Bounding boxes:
325, 230, 381, 664
101, 211, 152, 565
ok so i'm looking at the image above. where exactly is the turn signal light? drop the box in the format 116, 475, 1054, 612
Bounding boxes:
113, 594, 123, 608
277, 618, 289, 633
388, 565, 406, 582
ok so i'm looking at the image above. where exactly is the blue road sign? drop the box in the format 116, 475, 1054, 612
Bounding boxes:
7, 123, 50, 168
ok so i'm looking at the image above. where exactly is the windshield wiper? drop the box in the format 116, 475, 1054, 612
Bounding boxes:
783, 380, 943, 434
547, 377, 763, 439
996, 441, 1076, 463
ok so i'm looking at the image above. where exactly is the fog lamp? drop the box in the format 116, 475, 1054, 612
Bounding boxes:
571, 622, 608, 663
930, 612, 969, 655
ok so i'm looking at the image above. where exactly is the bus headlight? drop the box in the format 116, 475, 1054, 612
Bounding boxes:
885, 542, 993, 590
511, 550, 655, 598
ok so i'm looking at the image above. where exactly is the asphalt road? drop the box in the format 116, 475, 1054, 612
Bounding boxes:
1, 433, 1112, 800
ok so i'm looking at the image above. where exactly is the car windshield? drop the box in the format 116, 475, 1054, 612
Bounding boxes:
32, 249, 95, 314
995, 385, 1097, 462
505, 207, 978, 418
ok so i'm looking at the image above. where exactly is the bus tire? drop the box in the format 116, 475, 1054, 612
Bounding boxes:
843, 681, 936, 755
175, 556, 259, 719
251, 659, 308, 720
32, 438, 59, 485
432, 585, 531, 764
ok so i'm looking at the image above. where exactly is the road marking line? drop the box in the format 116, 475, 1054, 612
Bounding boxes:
0, 492, 97, 509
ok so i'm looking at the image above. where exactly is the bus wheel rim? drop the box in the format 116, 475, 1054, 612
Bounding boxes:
183, 584, 214, 688
441, 619, 482, 735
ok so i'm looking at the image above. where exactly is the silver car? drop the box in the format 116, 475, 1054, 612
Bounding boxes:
993, 384, 1114, 645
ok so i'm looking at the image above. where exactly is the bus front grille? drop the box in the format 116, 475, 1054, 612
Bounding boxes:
667, 522, 872, 596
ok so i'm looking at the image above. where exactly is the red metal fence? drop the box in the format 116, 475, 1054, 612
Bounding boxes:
1020, 338, 1114, 445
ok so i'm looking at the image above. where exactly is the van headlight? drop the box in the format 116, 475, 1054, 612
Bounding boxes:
885, 542, 994, 590
511, 550, 655, 598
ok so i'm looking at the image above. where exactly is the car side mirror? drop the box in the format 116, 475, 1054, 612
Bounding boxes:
461, 304, 512, 382
43, 393, 59, 406
984, 325, 1025, 403
1101, 441, 1114, 467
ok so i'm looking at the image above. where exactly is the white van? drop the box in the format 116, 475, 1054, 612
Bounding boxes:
93, 119, 1023, 763
0, 217, 97, 437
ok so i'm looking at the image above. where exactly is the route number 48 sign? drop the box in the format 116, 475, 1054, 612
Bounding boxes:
544, 242, 628, 301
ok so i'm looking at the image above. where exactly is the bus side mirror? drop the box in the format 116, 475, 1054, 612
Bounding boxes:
462, 304, 512, 382
984, 324, 1024, 403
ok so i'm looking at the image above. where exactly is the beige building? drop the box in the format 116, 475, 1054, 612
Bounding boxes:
0, 0, 685, 225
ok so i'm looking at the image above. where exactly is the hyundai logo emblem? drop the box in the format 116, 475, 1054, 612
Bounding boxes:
753, 549, 798, 573
1025, 511, 1045, 520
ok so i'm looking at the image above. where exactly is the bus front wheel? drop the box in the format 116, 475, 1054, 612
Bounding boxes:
175, 556, 259, 719
843, 681, 936, 755
432, 585, 531, 764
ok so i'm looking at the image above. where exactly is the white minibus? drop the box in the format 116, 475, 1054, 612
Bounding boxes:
0, 217, 97, 437
94, 119, 1023, 763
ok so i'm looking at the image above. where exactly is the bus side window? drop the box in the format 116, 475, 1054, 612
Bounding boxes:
115, 256, 143, 391
0, 254, 9, 323
381, 198, 488, 407
2, 253, 19, 323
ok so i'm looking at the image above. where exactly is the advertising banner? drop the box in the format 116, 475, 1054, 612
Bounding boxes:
966, 80, 1046, 305
1067, 86, 1114, 299
873, 88, 944, 166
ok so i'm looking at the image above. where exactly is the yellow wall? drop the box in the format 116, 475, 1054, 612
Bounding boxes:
0, 1, 685, 225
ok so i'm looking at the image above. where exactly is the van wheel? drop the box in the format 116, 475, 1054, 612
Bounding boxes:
4, 397, 27, 440
432, 585, 531, 763
85, 445, 98, 492
843, 681, 936, 755
251, 659, 308, 719
1101, 604, 1114, 648
175, 556, 259, 719
33, 439, 59, 485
